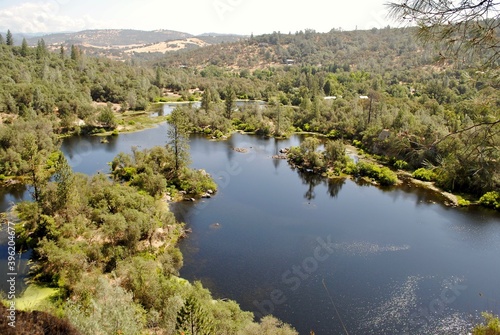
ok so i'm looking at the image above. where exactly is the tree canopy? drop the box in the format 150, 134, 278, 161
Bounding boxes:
388, 0, 500, 67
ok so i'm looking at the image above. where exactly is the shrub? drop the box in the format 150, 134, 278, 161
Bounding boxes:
392, 159, 409, 170
479, 191, 500, 210
356, 161, 397, 186
473, 312, 500, 334
343, 161, 358, 175
352, 139, 363, 148
377, 166, 398, 186
179, 168, 217, 196
412, 168, 436, 182
456, 196, 471, 207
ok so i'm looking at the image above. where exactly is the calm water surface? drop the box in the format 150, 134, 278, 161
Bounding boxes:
1, 122, 499, 335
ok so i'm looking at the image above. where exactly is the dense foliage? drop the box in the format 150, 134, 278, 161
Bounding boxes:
11, 149, 295, 335
0, 40, 159, 131
1, 28, 498, 200
1, 20, 499, 333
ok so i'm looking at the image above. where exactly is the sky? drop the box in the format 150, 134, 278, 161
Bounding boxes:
0, 0, 399, 36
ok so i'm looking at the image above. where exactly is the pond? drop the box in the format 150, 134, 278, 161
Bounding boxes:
149, 100, 267, 117
1, 124, 499, 334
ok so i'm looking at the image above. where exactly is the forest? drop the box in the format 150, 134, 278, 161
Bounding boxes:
0, 19, 499, 334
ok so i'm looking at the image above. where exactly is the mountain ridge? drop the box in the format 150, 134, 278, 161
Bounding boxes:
16, 28, 245, 59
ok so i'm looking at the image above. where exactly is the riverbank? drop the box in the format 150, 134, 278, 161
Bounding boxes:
279, 139, 484, 209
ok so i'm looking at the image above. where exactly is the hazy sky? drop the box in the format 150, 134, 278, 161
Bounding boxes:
0, 0, 399, 35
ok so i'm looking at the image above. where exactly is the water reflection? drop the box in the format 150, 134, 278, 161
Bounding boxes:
0, 184, 29, 212
296, 169, 324, 201
326, 178, 345, 198
104, 135, 119, 152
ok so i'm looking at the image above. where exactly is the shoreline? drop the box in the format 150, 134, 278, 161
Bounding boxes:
0, 126, 489, 211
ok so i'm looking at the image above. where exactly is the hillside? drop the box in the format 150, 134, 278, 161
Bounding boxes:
20, 29, 244, 60
160, 27, 447, 72
26, 29, 193, 47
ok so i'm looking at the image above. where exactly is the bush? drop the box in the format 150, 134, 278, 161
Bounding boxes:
352, 139, 363, 148
456, 196, 471, 207
391, 159, 409, 170
412, 168, 436, 182
343, 161, 358, 175
479, 191, 500, 210
179, 168, 217, 196
473, 312, 500, 334
356, 161, 398, 186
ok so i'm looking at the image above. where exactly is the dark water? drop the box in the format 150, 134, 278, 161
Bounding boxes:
1, 124, 500, 335
171, 133, 500, 335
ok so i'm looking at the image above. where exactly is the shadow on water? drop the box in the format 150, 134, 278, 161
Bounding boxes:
0, 184, 29, 213
296, 169, 324, 201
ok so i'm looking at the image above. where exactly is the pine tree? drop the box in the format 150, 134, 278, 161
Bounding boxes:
36, 39, 47, 59
224, 85, 235, 119
176, 296, 214, 335
0, 33, 5, 45
53, 153, 74, 212
21, 38, 29, 57
201, 88, 212, 112
6, 29, 13, 46
70, 44, 80, 61
167, 107, 190, 176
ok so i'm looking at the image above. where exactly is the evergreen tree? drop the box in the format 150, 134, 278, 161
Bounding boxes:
21, 38, 29, 57
176, 296, 214, 335
224, 85, 235, 119
36, 38, 47, 59
6, 29, 13, 46
70, 44, 80, 61
167, 107, 190, 176
52, 153, 74, 212
0, 33, 4, 45
201, 88, 212, 112
155, 66, 163, 88
388, 0, 500, 66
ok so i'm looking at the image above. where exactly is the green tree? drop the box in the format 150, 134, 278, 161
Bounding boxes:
6, 29, 13, 46
323, 80, 332, 96
167, 107, 190, 175
324, 139, 347, 169
155, 66, 163, 88
70, 44, 80, 61
52, 153, 74, 212
65, 277, 146, 335
0, 33, 5, 45
36, 38, 47, 59
21, 38, 29, 57
176, 295, 215, 335
97, 106, 117, 128
22, 134, 49, 203
224, 85, 236, 119
388, 0, 500, 66
201, 88, 213, 112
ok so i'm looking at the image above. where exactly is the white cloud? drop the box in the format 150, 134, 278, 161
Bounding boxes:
0, 1, 102, 33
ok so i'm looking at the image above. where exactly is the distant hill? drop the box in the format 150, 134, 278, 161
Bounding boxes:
26, 29, 193, 46
159, 27, 443, 72
22, 29, 246, 59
